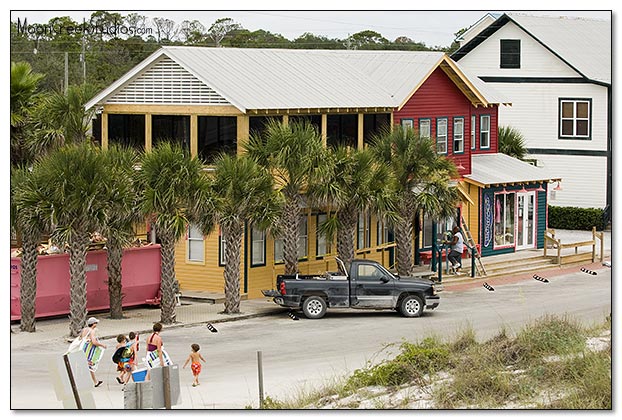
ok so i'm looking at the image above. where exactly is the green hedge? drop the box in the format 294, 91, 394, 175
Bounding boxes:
548, 206, 604, 231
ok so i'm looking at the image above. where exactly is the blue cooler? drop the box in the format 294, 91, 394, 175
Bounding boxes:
132, 368, 148, 382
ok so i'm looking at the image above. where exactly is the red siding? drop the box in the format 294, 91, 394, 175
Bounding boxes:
394, 67, 499, 177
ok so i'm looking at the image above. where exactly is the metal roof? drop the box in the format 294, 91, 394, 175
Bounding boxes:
507, 13, 611, 85
86, 47, 509, 112
465, 153, 560, 186
452, 13, 611, 86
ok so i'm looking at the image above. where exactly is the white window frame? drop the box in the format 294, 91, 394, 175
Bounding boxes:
316, 213, 328, 257
419, 118, 431, 139
471, 115, 476, 150
453, 117, 464, 153
480, 115, 490, 149
219, 231, 226, 266
250, 225, 266, 266
187, 224, 204, 262
436, 118, 448, 154
401, 118, 414, 130
298, 215, 308, 259
357, 212, 371, 250
274, 238, 283, 264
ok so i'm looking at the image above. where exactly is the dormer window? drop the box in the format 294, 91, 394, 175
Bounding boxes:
500, 39, 521, 69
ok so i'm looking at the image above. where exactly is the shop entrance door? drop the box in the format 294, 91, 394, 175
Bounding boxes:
516, 192, 535, 250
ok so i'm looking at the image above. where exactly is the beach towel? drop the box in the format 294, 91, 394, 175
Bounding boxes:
82, 341, 105, 372
144, 348, 172, 369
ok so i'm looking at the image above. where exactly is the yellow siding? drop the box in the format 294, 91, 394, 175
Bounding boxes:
464, 182, 480, 244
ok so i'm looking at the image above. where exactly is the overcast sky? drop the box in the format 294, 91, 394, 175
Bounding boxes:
11, 8, 612, 48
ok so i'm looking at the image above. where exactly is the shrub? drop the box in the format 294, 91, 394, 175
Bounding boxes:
548, 205, 604, 230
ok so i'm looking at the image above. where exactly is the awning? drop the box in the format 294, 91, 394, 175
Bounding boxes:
464, 153, 561, 187
457, 182, 475, 205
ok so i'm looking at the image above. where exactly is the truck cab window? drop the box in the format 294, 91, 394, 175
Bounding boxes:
357, 264, 385, 281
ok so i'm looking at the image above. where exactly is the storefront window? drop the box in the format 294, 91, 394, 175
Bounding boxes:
494, 193, 515, 247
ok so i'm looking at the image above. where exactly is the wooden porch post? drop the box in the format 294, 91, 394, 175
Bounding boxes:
101, 112, 108, 150
357, 113, 364, 149
190, 114, 198, 158
237, 115, 250, 155
145, 113, 152, 152
321, 114, 327, 148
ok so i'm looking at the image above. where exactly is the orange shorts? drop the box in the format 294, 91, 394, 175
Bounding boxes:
191, 363, 201, 375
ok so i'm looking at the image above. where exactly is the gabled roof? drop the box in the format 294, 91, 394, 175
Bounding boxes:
452, 13, 611, 85
85, 47, 509, 112
455, 13, 502, 44
465, 153, 560, 187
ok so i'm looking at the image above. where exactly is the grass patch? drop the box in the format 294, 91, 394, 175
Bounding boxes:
261, 315, 610, 409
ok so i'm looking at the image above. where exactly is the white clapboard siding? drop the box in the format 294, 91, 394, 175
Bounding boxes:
533, 154, 607, 209
459, 21, 581, 78
107, 56, 231, 105
495, 83, 608, 151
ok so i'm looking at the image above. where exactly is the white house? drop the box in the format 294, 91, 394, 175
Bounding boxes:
452, 13, 611, 213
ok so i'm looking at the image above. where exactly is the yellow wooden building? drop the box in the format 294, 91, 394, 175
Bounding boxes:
86, 46, 548, 298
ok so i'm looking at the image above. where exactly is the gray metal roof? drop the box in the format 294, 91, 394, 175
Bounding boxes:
86, 47, 509, 112
465, 153, 560, 186
507, 13, 611, 85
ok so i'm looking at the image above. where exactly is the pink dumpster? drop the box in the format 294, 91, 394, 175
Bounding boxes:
10, 245, 161, 321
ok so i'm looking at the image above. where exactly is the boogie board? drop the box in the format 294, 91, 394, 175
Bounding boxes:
82, 341, 105, 372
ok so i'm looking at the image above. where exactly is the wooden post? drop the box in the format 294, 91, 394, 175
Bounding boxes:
357, 113, 364, 150
145, 114, 152, 152
237, 115, 250, 156
257, 351, 264, 409
162, 365, 172, 409
62, 354, 82, 409
190, 114, 198, 158
321, 114, 327, 148
101, 112, 108, 150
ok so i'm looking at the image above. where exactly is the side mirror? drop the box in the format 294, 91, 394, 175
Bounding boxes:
381, 276, 391, 283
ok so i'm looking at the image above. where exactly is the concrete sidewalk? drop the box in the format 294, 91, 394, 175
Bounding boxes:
10, 297, 287, 349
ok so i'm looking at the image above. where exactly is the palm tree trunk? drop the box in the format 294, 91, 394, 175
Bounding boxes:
19, 235, 39, 332
106, 237, 124, 319
395, 202, 415, 276
337, 207, 358, 268
282, 197, 300, 275
68, 234, 90, 337
158, 228, 177, 324
223, 223, 243, 314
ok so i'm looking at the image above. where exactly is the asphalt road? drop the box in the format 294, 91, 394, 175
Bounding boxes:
10, 268, 611, 410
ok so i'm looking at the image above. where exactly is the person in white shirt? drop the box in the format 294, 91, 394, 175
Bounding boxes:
448, 226, 464, 273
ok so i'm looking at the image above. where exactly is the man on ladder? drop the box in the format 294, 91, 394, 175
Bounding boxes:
448, 226, 464, 275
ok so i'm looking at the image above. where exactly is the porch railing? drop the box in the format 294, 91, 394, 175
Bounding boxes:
544, 227, 604, 267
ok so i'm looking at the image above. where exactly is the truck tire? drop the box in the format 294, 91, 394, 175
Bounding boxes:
399, 295, 424, 318
302, 296, 327, 319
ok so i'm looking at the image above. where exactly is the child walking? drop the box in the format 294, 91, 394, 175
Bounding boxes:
183, 344, 206, 387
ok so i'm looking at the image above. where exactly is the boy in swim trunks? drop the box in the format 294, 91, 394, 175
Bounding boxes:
183, 343, 206, 387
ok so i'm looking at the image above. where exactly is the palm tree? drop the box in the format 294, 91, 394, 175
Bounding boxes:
193, 154, 281, 314
370, 126, 460, 276
10, 61, 44, 165
309, 146, 396, 268
34, 143, 112, 336
136, 142, 208, 324
11, 166, 50, 332
100, 145, 140, 319
498, 125, 527, 160
245, 119, 327, 275
28, 84, 99, 158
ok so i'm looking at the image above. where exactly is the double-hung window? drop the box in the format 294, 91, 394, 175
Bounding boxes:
436, 118, 448, 154
453, 117, 464, 153
357, 212, 371, 250
480, 115, 490, 149
471, 115, 476, 150
187, 224, 204, 262
219, 229, 227, 266
251, 225, 266, 266
419, 118, 431, 139
559, 99, 591, 139
316, 214, 328, 257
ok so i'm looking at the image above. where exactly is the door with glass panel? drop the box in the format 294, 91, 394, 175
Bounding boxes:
516, 192, 535, 250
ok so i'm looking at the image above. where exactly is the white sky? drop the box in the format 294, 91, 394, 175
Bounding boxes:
10, 7, 612, 48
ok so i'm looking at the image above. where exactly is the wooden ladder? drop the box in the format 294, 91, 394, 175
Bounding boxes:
460, 215, 487, 276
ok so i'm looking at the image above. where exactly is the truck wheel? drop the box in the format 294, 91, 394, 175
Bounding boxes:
302, 296, 327, 319
400, 295, 424, 318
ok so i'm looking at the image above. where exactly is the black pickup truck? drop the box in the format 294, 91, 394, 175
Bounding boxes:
262, 258, 439, 319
